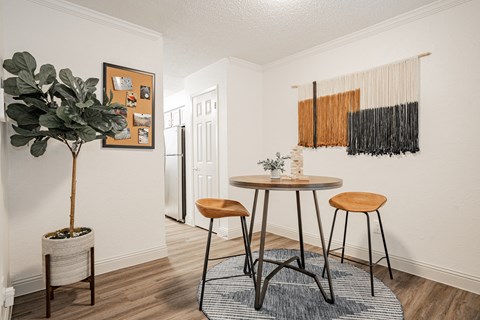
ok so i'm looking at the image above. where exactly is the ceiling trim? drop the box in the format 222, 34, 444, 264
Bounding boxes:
27, 0, 162, 41
228, 57, 263, 72
263, 0, 472, 70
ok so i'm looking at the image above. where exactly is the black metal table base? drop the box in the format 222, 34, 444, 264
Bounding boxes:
248, 189, 335, 310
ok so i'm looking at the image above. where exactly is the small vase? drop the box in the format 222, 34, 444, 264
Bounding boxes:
270, 169, 281, 179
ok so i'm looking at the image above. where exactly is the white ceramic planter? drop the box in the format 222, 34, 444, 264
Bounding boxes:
270, 169, 281, 179
42, 228, 94, 286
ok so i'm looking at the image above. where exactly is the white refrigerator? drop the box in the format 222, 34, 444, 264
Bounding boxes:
164, 126, 186, 222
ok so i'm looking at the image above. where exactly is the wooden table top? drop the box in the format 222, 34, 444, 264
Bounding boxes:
229, 175, 343, 191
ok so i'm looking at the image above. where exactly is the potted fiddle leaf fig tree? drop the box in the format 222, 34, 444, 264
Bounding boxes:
2, 51, 127, 290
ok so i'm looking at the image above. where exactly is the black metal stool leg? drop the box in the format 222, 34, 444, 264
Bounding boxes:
377, 210, 393, 279
199, 218, 214, 311
90, 247, 95, 306
365, 212, 374, 296
322, 208, 339, 278
45, 254, 51, 318
296, 191, 305, 269
313, 191, 335, 304
244, 189, 258, 274
241, 217, 257, 289
341, 211, 349, 263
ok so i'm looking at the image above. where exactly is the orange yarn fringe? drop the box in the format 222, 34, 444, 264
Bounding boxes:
298, 89, 360, 147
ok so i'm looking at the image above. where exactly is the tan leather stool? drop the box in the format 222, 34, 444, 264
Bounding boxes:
324, 192, 393, 296
195, 198, 256, 311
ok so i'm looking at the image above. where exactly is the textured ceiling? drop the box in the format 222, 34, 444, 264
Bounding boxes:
65, 0, 437, 80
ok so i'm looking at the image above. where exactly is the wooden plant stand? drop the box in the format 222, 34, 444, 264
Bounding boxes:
45, 247, 95, 318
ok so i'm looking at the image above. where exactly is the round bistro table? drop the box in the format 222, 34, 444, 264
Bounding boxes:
229, 175, 343, 310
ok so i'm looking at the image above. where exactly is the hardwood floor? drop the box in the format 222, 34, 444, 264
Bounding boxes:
12, 218, 480, 319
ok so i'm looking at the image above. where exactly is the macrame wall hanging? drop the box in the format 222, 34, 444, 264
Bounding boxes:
295, 53, 429, 156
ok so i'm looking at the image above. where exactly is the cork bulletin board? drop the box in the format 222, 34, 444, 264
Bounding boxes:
102, 63, 155, 149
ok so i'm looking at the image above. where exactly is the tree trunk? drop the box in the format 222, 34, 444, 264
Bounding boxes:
69, 154, 77, 237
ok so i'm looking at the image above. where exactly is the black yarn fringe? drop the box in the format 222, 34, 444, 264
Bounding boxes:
347, 102, 419, 156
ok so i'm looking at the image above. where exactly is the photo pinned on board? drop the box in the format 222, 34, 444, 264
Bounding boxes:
140, 85, 151, 99
114, 128, 131, 140
126, 91, 137, 108
133, 113, 152, 127
138, 128, 149, 144
112, 76, 133, 90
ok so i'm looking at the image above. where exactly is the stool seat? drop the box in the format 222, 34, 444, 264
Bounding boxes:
196, 198, 250, 219
329, 192, 387, 213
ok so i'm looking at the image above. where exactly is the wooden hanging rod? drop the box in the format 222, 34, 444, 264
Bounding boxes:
291, 52, 431, 88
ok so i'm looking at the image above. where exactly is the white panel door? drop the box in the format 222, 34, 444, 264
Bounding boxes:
192, 89, 218, 231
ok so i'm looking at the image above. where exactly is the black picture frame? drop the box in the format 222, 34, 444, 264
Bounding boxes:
102, 63, 155, 149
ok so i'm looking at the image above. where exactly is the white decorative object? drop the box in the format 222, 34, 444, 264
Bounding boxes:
42, 229, 94, 286
270, 169, 281, 179
290, 146, 304, 179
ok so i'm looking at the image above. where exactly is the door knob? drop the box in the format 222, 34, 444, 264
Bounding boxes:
193, 168, 200, 171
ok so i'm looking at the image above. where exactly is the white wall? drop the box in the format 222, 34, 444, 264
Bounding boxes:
225, 58, 264, 237
0, 125, 9, 319
164, 90, 187, 113
4, 0, 166, 296
262, 0, 480, 293
0, 0, 12, 315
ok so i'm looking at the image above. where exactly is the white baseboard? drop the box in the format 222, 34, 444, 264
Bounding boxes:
267, 223, 480, 295
12, 245, 168, 297
1, 306, 12, 320
221, 222, 263, 240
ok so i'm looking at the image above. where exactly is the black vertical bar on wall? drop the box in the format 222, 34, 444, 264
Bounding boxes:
313, 81, 318, 148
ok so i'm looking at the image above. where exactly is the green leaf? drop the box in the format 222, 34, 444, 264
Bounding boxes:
55, 105, 70, 123
90, 105, 111, 113
11, 135, 34, 147
64, 122, 84, 129
102, 89, 108, 105
12, 125, 40, 137
85, 78, 99, 88
56, 105, 86, 125
23, 97, 49, 112
59, 68, 75, 88
51, 82, 76, 101
39, 114, 63, 128
83, 108, 101, 120
107, 114, 127, 132
59, 69, 83, 100
12, 52, 37, 74
30, 139, 48, 157
6, 103, 39, 125
76, 77, 87, 101
16, 124, 40, 132
41, 128, 64, 137
3, 59, 21, 75
6, 103, 31, 118
65, 132, 78, 141
75, 100, 94, 108
38, 64, 57, 87
110, 102, 126, 109
3, 77, 20, 96
85, 78, 99, 94
76, 126, 96, 142
89, 116, 112, 132
17, 70, 41, 95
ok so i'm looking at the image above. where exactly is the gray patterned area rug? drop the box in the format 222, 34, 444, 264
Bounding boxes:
198, 249, 403, 320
